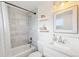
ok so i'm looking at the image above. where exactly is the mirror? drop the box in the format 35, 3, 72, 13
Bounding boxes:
56, 10, 73, 30
54, 5, 77, 33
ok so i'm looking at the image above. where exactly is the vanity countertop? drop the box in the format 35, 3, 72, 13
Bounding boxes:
47, 42, 79, 57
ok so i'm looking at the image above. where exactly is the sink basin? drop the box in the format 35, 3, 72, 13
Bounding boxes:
54, 42, 70, 50
49, 42, 79, 57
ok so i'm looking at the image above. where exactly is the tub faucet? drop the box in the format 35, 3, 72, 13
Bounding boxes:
28, 37, 32, 48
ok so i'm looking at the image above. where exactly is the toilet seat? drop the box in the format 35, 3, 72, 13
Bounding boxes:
28, 51, 42, 57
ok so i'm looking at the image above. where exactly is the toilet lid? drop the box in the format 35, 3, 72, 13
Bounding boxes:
29, 51, 42, 57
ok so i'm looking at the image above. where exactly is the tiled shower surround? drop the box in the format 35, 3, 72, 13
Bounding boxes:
8, 6, 29, 48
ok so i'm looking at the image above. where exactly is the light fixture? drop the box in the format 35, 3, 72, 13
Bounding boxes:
61, 2, 64, 7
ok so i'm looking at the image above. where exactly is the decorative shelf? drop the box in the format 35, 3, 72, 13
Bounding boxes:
39, 15, 49, 32
39, 19, 48, 21
40, 30, 49, 32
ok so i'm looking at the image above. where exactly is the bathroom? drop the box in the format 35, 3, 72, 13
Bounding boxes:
0, 1, 79, 57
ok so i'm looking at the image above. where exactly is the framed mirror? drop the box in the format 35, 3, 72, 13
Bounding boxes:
54, 5, 77, 33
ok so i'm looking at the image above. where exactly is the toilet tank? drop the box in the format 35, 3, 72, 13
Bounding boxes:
37, 41, 43, 53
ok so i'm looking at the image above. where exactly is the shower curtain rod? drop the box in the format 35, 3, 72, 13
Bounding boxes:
3, 1, 36, 15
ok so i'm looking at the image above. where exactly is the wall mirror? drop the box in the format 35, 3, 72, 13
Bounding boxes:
54, 5, 77, 33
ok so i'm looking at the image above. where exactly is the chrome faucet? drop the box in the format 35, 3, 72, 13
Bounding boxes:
28, 37, 32, 48
52, 34, 57, 41
58, 36, 65, 44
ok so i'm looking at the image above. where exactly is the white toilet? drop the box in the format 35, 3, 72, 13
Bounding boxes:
28, 41, 43, 57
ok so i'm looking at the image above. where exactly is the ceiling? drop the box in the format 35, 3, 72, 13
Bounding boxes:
7, 1, 50, 11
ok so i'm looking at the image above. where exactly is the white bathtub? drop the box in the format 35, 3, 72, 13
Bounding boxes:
10, 44, 36, 57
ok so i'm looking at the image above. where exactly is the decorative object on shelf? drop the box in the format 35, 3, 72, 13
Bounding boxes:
40, 15, 48, 21
39, 24, 49, 32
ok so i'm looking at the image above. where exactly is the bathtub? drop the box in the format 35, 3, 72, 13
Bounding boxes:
10, 44, 36, 57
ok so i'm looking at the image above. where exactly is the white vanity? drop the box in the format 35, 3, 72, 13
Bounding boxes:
42, 34, 79, 57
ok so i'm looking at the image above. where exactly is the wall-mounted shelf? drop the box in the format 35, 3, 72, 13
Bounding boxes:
39, 18, 48, 21
39, 14, 49, 32
40, 30, 49, 32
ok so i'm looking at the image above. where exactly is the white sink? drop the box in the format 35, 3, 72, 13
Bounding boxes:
54, 42, 70, 50
48, 42, 79, 57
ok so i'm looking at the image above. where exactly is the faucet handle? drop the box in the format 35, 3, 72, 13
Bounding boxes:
60, 40, 65, 44
52, 34, 57, 41
58, 36, 62, 42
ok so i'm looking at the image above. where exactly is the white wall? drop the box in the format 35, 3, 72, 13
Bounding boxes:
38, 2, 54, 43
28, 9, 38, 47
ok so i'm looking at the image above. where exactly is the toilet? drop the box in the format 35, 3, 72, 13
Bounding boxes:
28, 41, 43, 57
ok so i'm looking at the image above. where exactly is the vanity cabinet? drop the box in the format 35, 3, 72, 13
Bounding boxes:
43, 46, 68, 57
41, 41, 68, 57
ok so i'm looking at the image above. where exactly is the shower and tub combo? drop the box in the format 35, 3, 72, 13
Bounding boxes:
0, 2, 37, 57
